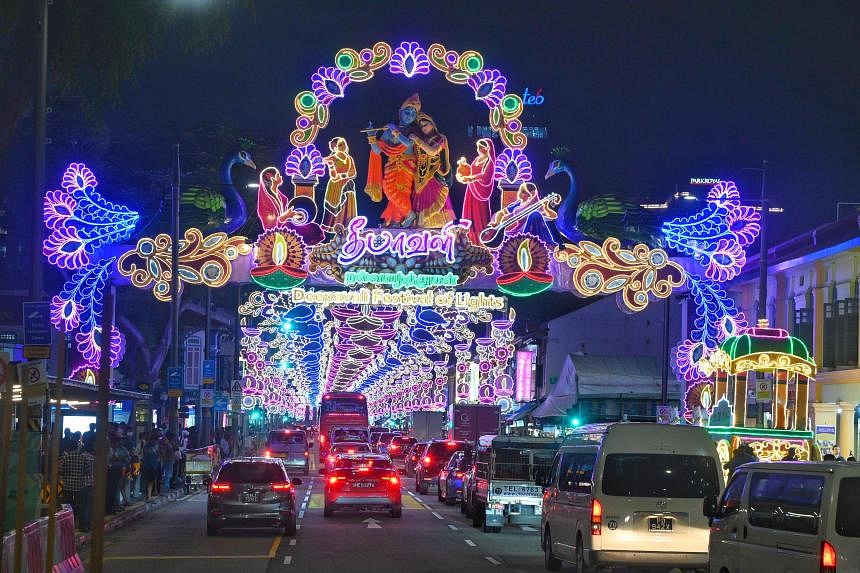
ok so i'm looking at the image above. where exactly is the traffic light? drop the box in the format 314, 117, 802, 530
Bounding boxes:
569, 417, 581, 428
249, 408, 263, 422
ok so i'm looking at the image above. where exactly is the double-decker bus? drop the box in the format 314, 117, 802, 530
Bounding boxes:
318, 392, 369, 461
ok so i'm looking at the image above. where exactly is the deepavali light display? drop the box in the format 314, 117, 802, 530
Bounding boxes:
117, 228, 252, 302
39, 39, 774, 424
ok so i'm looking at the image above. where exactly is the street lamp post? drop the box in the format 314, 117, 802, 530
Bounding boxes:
169, 143, 181, 435
31, 0, 48, 302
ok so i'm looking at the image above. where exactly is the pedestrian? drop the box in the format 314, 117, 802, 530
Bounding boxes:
59, 441, 86, 529
82, 423, 96, 450
141, 434, 160, 500
160, 432, 177, 493
833, 446, 846, 462
117, 435, 133, 506
783, 447, 799, 461
219, 431, 230, 460
106, 433, 124, 514
823, 453, 836, 461
79, 441, 95, 531
727, 444, 757, 475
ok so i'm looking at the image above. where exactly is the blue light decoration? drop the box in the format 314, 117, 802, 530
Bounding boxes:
43, 163, 139, 269
50, 257, 126, 367
661, 180, 760, 283
494, 148, 532, 186
673, 274, 748, 382
389, 41, 430, 78
283, 145, 326, 181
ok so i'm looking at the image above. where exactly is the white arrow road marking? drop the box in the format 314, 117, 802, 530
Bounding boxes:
283, 556, 292, 565
362, 517, 382, 529
288, 539, 297, 546
464, 539, 476, 547
298, 510, 305, 519
431, 511, 444, 520
485, 556, 501, 565
447, 524, 458, 530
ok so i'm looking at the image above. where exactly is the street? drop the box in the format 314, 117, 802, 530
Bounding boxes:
94, 457, 545, 573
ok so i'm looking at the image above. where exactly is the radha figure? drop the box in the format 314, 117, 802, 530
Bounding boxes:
365, 94, 420, 227
321, 137, 357, 231
409, 112, 457, 228
456, 138, 496, 243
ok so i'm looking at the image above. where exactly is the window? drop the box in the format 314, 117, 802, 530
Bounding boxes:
558, 453, 595, 493
721, 472, 747, 514
546, 454, 560, 487
602, 454, 720, 498
269, 432, 306, 445
217, 462, 286, 483
185, 336, 202, 389
836, 478, 860, 538
793, 308, 813, 354
748, 472, 824, 534
558, 453, 579, 492
836, 299, 859, 367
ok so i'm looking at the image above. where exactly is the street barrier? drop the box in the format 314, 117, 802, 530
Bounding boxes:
1, 507, 83, 573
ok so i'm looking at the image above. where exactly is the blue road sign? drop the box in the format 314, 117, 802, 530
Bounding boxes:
202, 359, 216, 384
22, 302, 52, 345
167, 367, 183, 397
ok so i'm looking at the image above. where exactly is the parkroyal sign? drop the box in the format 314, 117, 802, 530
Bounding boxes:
290, 286, 506, 311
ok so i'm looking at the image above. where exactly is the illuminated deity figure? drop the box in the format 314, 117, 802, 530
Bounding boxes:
365, 93, 421, 227
322, 137, 357, 231
457, 138, 496, 244
486, 182, 557, 247
410, 112, 456, 228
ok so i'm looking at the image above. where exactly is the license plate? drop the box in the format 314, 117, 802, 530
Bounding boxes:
352, 481, 377, 489
649, 517, 673, 532
242, 492, 260, 503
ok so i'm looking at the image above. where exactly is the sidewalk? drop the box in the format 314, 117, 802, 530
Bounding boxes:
75, 488, 198, 548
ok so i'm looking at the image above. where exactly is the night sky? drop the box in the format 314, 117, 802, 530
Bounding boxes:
106, 1, 860, 243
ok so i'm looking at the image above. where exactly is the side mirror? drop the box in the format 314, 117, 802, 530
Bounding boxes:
318, 468, 327, 475
703, 495, 721, 519
534, 470, 547, 487
292, 478, 303, 486
202, 477, 213, 488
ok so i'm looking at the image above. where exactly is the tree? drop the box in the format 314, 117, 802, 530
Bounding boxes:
0, 0, 252, 156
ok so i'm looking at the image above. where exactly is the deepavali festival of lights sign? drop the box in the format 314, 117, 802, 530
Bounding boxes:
290, 286, 506, 311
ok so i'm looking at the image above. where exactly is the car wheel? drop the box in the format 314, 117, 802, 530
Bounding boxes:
438, 482, 445, 502
575, 534, 593, 573
472, 501, 483, 528
323, 504, 334, 518
464, 497, 474, 518
543, 527, 562, 571
460, 499, 466, 514
303, 465, 309, 476
390, 505, 402, 518
206, 522, 219, 536
283, 517, 297, 535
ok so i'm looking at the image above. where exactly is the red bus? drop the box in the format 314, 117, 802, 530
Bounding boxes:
318, 392, 369, 461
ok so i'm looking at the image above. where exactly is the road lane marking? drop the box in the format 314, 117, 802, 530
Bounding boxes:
289, 539, 297, 546
465, 539, 476, 547
301, 502, 307, 510
298, 510, 305, 519
283, 556, 292, 565
431, 511, 444, 520
268, 535, 284, 558
447, 524, 458, 530
105, 556, 273, 561
485, 556, 501, 565
520, 525, 538, 532
296, 524, 301, 530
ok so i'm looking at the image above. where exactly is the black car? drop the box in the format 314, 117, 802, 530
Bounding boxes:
414, 440, 469, 494
206, 457, 302, 536
404, 441, 428, 478
438, 450, 471, 505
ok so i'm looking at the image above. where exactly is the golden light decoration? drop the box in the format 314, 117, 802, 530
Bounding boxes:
740, 438, 811, 462
118, 228, 251, 302
250, 228, 309, 290
495, 234, 553, 297
554, 237, 686, 313
731, 352, 816, 378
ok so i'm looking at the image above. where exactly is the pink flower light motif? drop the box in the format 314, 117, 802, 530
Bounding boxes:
284, 145, 326, 180
707, 180, 741, 206
673, 339, 709, 382
705, 238, 745, 282
389, 42, 430, 78
467, 69, 507, 109
75, 325, 125, 367
43, 225, 89, 269
310, 67, 351, 106
494, 148, 532, 185
62, 163, 97, 194
726, 205, 761, 246
51, 295, 81, 331
43, 190, 76, 230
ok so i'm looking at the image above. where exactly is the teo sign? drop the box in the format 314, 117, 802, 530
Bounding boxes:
522, 87, 544, 106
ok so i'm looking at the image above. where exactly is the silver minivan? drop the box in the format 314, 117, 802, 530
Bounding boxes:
705, 461, 860, 572
539, 423, 724, 572
265, 429, 310, 474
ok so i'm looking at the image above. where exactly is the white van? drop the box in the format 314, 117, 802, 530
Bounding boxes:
704, 461, 860, 573
539, 423, 724, 572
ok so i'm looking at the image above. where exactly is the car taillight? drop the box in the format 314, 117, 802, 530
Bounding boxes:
389, 445, 399, 450
272, 482, 292, 491
328, 456, 336, 462
455, 472, 464, 478
821, 540, 837, 572
388, 475, 399, 485
320, 435, 325, 444
211, 482, 231, 492
304, 451, 309, 457
347, 449, 355, 454
328, 475, 346, 485
264, 450, 271, 458
591, 499, 602, 535
424, 456, 431, 464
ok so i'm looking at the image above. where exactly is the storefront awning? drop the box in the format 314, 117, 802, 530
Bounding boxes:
506, 400, 541, 422
47, 376, 151, 404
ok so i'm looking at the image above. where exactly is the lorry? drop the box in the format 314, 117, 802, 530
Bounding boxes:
407, 411, 445, 442
467, 434, 562, 532
447, 403, 501, 443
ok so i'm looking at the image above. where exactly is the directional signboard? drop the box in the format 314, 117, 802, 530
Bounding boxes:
22, 302, 52, 359
200, 389, 215, 408
167, 367, 183, 397
202, 359, 216, 385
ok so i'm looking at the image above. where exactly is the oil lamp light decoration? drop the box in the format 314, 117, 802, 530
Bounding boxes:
250, 228, 309, 290
495, 234, 553, 296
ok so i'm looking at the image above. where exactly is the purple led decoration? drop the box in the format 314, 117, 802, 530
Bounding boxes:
389, 42, 430, 78
284, 145, 326, 180
493, 148, 532, 185
310, 66, 351, 106
467, 69, 507, 109
42, 163, 139, 270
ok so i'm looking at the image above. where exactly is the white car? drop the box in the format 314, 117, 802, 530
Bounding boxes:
540, 423, 724, 572
705, 461, 860, 572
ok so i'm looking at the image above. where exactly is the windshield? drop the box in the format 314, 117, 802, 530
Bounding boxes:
217, 462, 286, 483
268, 432, 306, 445
601, 454, 720, 498
331, 428, 369, 442
332, 443, 371, 454
321, 397, 367, 415
335, 458, 393, 470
